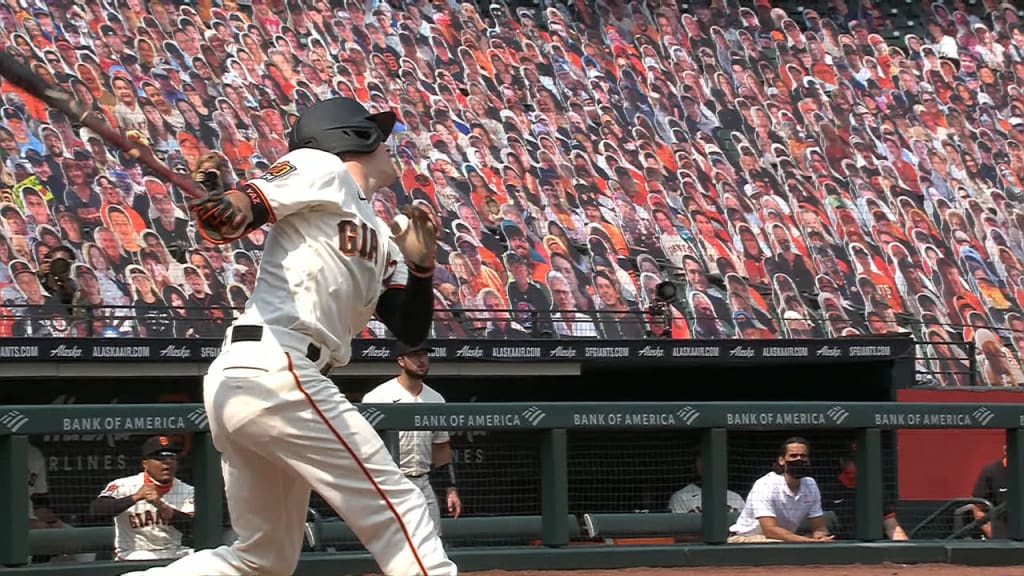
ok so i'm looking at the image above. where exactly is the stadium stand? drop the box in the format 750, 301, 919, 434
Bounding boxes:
0, 0, 1022, 386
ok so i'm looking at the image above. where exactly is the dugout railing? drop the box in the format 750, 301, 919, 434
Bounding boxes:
2, 401, 1024, 573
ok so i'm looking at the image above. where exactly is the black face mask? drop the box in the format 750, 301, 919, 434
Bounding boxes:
785, 459, 809, 479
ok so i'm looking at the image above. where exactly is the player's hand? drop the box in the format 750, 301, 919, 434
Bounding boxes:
812, 534, 834, 542
190, 189, 252, 243
391, 205, 437, 277
447, 488, 462, 519
133, 484, 159, 503
193, 168, 224, 195
156, 503, 175, 522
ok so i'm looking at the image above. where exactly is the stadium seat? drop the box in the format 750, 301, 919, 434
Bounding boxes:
0, 0, 1018, 382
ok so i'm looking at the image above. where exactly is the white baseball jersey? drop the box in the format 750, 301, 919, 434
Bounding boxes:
362, 378, 449, 477
668, 482, 746, 514
729, 472, 823, 536
97, 472, 195, 559
235, 148, 408, 366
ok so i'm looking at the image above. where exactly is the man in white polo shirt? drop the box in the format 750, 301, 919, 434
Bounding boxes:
727, 437, 833, 543
362, 342, 462, 538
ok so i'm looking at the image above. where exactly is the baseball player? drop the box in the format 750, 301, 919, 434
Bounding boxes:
123, 97, 456, 576
363, 342, 463, 539
90, 436, 195, 561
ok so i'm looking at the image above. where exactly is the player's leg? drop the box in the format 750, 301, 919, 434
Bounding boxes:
121, 412, 312, 575
277, 356, 457, 576
121, 438, 310, 575
411, 475, 443, 538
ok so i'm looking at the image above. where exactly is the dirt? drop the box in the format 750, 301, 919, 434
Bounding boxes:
465, 564, 1024, 575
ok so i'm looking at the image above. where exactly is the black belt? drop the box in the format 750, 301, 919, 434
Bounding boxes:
406, 472, 428, 479
230, 325, 329, 374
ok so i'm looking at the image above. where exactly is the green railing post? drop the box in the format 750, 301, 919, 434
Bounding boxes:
1007, 428, 1024, 541
700, 428, 728, 544
855, 428, 883, 541
540, 429, 568, 547
193, 432, 225, 549
0, 435, 28, 565
383, 430, 401, 466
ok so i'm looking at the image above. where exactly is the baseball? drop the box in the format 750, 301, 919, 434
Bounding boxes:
390, 213, 411, 236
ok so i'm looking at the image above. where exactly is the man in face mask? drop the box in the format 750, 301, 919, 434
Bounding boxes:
727, 437, 833, 543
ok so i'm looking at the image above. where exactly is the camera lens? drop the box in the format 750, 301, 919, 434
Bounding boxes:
49, 257, 71, 277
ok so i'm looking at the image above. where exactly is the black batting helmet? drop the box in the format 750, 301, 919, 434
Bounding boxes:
287, 97, 397, 155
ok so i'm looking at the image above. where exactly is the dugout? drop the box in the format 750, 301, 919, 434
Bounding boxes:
1, 335, 940, 542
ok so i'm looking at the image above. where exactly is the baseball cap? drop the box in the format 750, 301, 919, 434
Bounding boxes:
454, 233, 478, 248
394, 341, 429, 357
502, 223, 525, 238
126, 264, 149, 279
9, 259, 34, 277
141, 435, 181, 459
23, 148, 45, 165
505, 251, 525, 266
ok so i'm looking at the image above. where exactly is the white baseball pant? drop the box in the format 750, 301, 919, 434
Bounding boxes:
122, 327, 457, 576
408, 474, 442, 538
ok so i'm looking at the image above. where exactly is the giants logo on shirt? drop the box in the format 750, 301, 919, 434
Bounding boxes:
338, 220, 379, 264
254, 161, 297, 183
128, 509, 171, 529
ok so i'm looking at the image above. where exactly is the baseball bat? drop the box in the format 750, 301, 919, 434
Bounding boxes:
0, 51, 206, 199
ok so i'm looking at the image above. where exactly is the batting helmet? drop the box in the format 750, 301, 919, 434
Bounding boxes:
287, 97, 397, 155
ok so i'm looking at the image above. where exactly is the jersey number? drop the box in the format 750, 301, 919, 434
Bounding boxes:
338, 220, 379, 264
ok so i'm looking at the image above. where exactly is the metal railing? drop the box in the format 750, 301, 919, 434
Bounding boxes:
2, 401, 1024, 571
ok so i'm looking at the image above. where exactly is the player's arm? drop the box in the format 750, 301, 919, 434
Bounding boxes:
191, 153, 342, 244
806, 483, 833, 540
431, 431, 462, 519
431, 432, 455, 488
375, 207, 437, 346
755, 516, 814, 542
806, 514, 832, 539
972, 468, 993, 538
154, 501, 194, 530
90, 482, 155, 517
89, 495, 137, 517
31, 492, 62, 527
884, 515, 908, 540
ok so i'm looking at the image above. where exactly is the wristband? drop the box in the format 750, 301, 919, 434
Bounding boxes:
241, 183, 274, 228
408, 261, 435, 278
436, 462, 457, 489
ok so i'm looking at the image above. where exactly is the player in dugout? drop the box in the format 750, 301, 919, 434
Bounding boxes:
819, 442, 908, 540
727, 437, 833, 543
362, 341, 463, 540
89, 435, 195, 561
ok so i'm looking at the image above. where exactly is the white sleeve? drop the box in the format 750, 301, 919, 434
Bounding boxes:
382, 238, 408, 289
668, 489, 694, 513
179, 485, 195, 516
244, 149, 350, 223
361, 381, 393, 403
807, 479, 824, 518
749, 480, 777, 519
98, 480, 125, 498
27, 446, 47, 496
361, 388, 384, 403
727, 490, 746, 513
